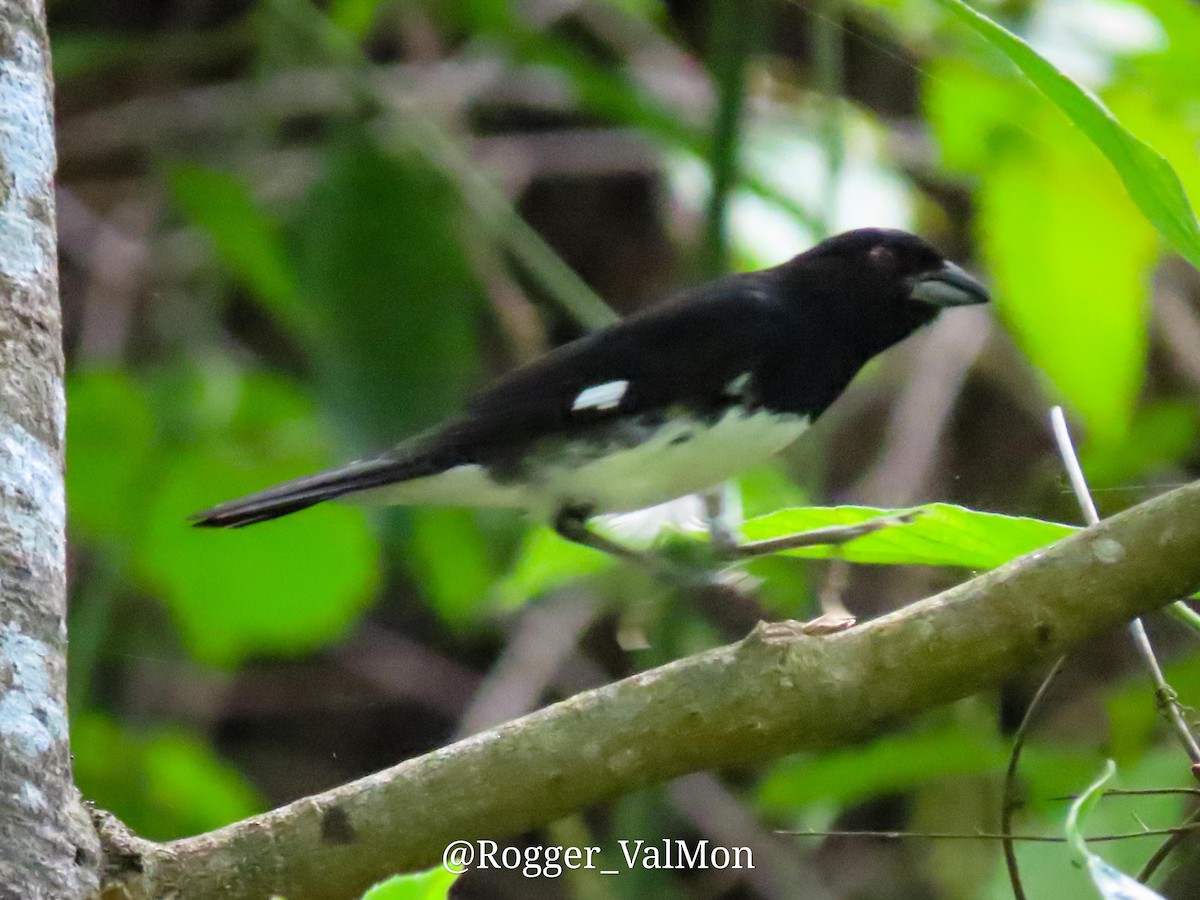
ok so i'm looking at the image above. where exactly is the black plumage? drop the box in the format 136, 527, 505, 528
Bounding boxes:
192, 228, 988, 530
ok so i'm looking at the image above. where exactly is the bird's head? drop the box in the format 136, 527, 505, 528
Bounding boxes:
785, 228, 989, 356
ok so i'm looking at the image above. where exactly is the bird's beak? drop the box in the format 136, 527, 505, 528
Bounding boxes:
909, 261, 990, 307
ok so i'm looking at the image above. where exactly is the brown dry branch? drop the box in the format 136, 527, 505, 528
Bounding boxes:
94, 477, 1200, 900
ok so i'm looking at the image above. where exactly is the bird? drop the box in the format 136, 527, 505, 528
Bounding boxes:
192, 228, 989, 557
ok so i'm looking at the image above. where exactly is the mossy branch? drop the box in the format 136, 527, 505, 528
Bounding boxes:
98, 478, 1200, 900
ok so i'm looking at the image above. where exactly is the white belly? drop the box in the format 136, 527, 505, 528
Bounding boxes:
535, 408, 809, 514
360, 408, 809, 516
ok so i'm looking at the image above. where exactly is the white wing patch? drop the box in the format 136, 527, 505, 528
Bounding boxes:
571, 379, 628, 413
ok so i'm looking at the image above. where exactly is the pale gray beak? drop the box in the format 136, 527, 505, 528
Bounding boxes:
910, 261, 990, 307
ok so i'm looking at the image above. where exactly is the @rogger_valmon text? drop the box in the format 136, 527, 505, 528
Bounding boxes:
441, 839, 754, 877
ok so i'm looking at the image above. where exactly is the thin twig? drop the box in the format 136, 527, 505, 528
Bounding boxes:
1168, 601, 1200, 638
1049, 788, 1200, 801
1050, 406, 1200, 770
1138, 804, 1200, 884
782, 824, 1200, 843
1001, 654, 1068, 900
719, 512, 919, 560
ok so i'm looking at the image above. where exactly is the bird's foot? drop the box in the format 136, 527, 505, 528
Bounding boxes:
752, 614, 858, 641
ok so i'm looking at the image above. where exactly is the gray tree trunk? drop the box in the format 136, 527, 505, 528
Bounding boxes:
0, 1, 100, 895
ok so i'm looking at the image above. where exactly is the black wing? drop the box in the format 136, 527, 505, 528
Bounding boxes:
444, 271, 790, 450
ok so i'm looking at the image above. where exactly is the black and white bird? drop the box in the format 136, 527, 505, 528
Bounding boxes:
192, 228, 988, 552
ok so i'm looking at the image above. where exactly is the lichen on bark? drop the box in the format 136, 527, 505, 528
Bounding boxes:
0, 1, 101, 894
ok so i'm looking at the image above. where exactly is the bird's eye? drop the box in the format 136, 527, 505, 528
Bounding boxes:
869, 245, 896, 267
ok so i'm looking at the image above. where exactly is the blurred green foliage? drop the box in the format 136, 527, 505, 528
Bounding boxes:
68, 368, 379, 666
501, 502, 1076, 605
53, 0, 1200, 894
936, 0, 1200, 271
914, 0, 1200, 452
290, 140, 482, 442
275, 867, 457, 900
169, 164, 298, 312
73, 711, 262, 841
359, 868, 458, 900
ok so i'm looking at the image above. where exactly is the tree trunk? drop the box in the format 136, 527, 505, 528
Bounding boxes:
0, 0, 100, 894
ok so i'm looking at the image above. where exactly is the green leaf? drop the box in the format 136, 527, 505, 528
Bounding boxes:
1065, 760, 1117, 860
168, 164, 299, 313
134, 375, 379, 665
978, 129, 1158, 441
924, 57, 1162, 439
360, 868, 458, 900
932, 0, 1200, 272
740, 504, 1076, 569
1065, 761, 1166, 900
500, 504, 1075, 600
923, 58, 1024, 174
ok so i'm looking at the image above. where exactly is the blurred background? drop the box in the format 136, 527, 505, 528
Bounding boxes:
52, 0, 1200, 896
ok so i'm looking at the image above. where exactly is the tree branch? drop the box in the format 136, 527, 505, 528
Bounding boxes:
0, 0, 100, 895
99, 478, 1200, 900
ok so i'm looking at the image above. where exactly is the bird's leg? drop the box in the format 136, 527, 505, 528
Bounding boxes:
553, 506, 646, 563
702, 485, 739, 552
718, 511, 920, 561
802, 559, 857, 634
552, 506, 709, 586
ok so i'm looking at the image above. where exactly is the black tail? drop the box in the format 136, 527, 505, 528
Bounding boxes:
190, 454, 440, 528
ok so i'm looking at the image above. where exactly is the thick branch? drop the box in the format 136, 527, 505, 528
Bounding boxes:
101, 478, 1200, 900
0, 0, 100, 895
